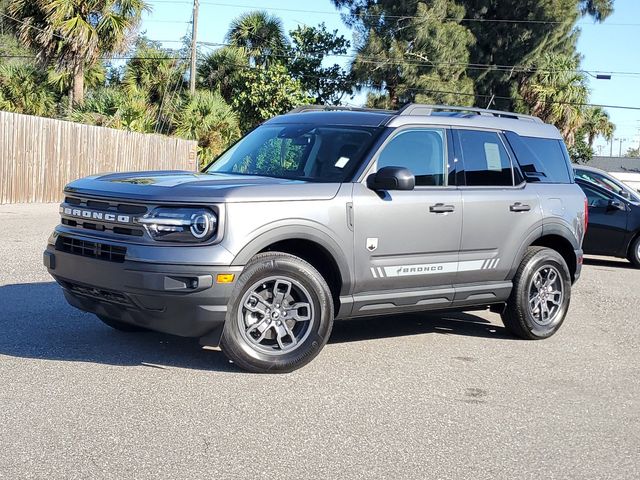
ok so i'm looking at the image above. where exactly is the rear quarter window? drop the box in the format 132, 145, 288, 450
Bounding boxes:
504, 132, 572, 184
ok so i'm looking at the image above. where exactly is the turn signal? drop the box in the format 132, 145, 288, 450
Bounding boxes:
216, 274, 235, 284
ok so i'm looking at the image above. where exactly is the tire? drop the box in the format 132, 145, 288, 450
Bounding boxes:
220, 252, 334, 373
501, 246, 572, 340
627, 235, 640, 268
97, 315, 150, 332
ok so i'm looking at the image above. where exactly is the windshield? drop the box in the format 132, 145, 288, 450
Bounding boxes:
205, 124, 379, 182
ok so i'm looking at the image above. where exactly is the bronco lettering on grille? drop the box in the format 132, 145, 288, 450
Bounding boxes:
61, 206, 131, 224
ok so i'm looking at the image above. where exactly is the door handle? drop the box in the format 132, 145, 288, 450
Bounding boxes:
429, 203, 455, 213
510, 202, 531, 212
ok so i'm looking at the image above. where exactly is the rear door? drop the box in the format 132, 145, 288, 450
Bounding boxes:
454, 129, 543, 285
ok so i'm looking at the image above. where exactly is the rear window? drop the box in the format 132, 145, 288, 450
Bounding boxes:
504, 132, 571, 184
456, 130, 514, 186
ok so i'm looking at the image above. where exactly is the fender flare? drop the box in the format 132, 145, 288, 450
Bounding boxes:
230, 222, 353, 293
508, 220, 580, 279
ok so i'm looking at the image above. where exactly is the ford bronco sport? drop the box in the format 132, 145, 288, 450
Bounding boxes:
44, 104, 587, 373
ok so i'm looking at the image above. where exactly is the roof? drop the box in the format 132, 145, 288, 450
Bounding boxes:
265, 110, 394, 128
266, 103, 563, 139
589, 156, 640, 173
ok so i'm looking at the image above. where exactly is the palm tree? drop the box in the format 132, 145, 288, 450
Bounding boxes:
225, 11, 287, 66
518, 53, 590, 146
70, 86, 157, 132
0, 63, 56, 116
581, 106, 614, 147
172, 90, 241, 166
7, 0, 149, 105
123, 44, 185, 105
197, 46, 248, 103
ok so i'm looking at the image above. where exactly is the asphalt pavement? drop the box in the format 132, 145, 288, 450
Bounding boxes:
0, 203, 638, 479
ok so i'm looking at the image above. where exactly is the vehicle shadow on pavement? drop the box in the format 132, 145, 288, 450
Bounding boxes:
583, 257, 635, 270
0, 282, 511, 372
329, 311, 510, 344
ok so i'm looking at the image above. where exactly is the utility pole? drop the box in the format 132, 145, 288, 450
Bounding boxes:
610, 136, 614, 157
189, 0, 199, 95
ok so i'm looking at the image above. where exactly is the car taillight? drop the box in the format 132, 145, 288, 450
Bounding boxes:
584, 197, 589, 233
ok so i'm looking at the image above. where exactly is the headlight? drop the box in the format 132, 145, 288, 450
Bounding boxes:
138, 208, 217, 243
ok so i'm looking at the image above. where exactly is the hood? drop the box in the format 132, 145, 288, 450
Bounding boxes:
64, 170, 341, 203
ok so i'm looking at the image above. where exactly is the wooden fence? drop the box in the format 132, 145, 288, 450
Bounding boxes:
0, 111, 198, 203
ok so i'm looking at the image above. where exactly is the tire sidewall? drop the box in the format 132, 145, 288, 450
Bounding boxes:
629, 236, 640, 267
517, 250, 572, 338
221, 254, 333, 372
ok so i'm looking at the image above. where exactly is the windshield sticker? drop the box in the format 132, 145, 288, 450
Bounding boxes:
335, 156, 350, 168
484, 143, 502, 171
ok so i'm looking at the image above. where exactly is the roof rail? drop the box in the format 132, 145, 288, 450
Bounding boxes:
288, 105, 395, 115
397, 104, 543, 123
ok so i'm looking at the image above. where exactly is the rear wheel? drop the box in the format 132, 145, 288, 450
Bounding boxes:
627, 236, 640, 268
97, 315, 149, 332
501, 247, 571, 340
220, 252, 334, 373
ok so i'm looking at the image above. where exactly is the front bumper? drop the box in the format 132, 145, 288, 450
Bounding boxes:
44, 245, 243, 341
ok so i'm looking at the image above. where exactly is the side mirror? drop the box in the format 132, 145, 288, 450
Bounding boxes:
367, 166, 415, 191
607, 199, 625, 211
619, 189, 630, 199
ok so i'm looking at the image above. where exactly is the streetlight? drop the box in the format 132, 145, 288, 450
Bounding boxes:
613, 137, 628, 157
585, 72, 612, 80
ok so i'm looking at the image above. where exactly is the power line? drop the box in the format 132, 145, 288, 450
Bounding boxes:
198, 41, 640, 78
146, 1, 640, 27
4, 8, 637, 77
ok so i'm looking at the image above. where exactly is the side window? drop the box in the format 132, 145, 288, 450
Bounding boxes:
377, 129, 447, 186
576, 170, 622, 194
582, 185, 612, 208
457, 130, 513, 186
504, 132, 571, 183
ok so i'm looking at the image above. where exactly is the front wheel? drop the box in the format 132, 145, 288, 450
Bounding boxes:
501, 246, 572, 340
220, 252, 334, 373
627, 235, 640, 268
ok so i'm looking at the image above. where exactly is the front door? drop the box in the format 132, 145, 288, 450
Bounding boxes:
352, 127, 462, 314
581, 184, 629, 256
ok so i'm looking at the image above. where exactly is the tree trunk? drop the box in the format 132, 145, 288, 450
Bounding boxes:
72, 63, 85, 106
387, 85, 398, 110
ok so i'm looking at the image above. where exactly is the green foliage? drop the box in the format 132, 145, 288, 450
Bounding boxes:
171, 90, 241, 167
197, 46, 248, 103
70, 86, 157, 132
123, 43, 185, 104
232, 63, 311, 132
568, 135, 594, 164
0, 63, 56, 116
580, 106, 614, 147
517, 52, 589, 146
226, 11, 287, 66
333, 0, 475, 108
288, 23, 353, 105
625, 147, 640, 158
47, 62, 106, 93
7, 0, 149, 103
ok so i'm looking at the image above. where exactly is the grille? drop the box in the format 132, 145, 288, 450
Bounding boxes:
56, 236, 127, 263
61, 196, 147, 237
65, 282, 133, 306
65, 196, 148, 215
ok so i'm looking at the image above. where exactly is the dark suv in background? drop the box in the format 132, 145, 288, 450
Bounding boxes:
45, 104, 587, 372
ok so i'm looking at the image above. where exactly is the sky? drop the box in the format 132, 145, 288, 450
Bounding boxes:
140, 0, 640, 156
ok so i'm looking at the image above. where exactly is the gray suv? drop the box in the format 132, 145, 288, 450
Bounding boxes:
44, 104, 587, 372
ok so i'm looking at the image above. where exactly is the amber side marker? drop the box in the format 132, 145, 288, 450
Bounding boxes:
216, 273, 235, 283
